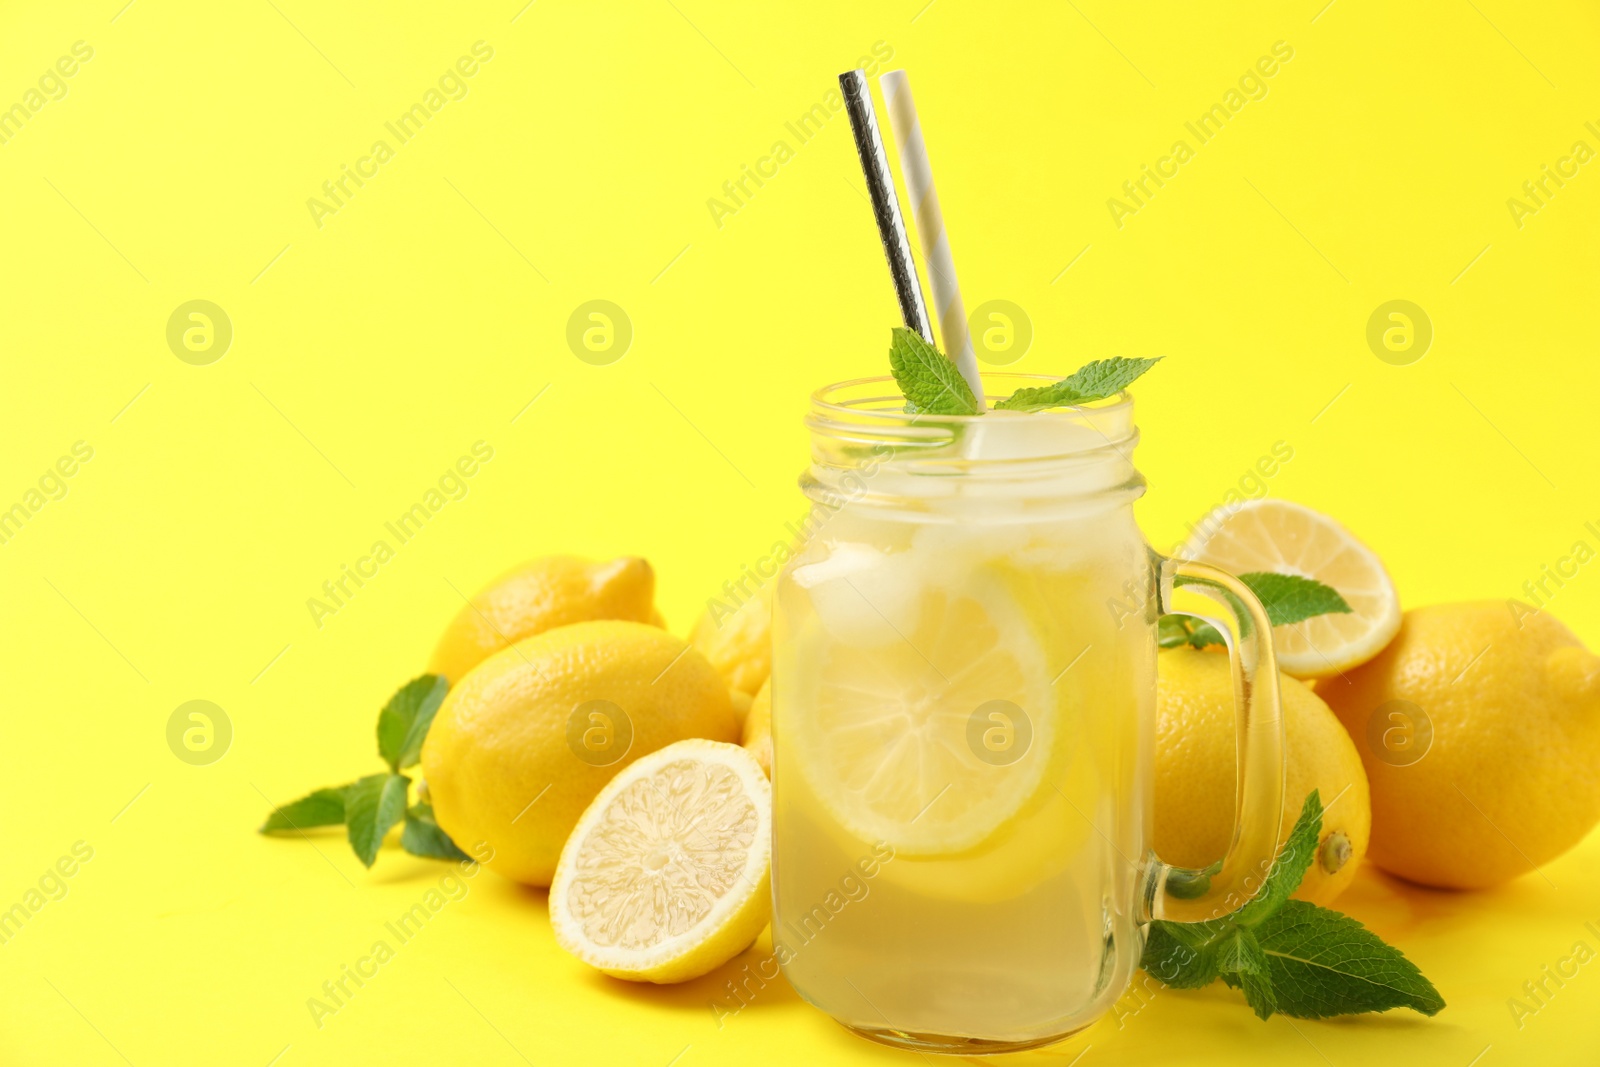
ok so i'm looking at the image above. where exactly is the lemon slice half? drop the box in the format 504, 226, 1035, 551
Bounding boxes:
549, 740, 771, 983
787, 576, 1056, 857
1180, 499, 1401, 677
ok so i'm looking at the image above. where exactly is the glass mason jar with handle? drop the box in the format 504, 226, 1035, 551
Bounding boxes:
770, 374, 1286, 1054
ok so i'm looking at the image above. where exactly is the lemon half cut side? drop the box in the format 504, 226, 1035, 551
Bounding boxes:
549, 740, 771, 983
1180, 499, 1401, 678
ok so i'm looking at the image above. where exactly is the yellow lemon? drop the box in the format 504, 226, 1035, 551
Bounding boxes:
1180, 500, 1401, 678
427, 556, 658, 683
550, 740, 770, 983
420, 621, 736, 886
742, 679, 772, 777
1319, 602, 1600, 889
1156, 647, 1371, 905
689, 583, 772, 699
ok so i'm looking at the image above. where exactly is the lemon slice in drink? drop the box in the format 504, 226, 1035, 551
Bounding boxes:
549, 740, 770, 983
1180, 499, 1401, 677
787, 577, 1056, 857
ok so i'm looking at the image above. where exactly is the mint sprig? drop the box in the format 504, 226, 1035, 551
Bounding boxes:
344, 773, 410, 867
401, 802, 472, 861
1238, 572, 1353, 628
377, 673, 449, 772
1247, 901, 1445, 1018
1160, 572, 1351, 650
889, 328, 980, 415
885, 328, 1161, 415
258, 786, 347, 833
992, 356, 1162, 411
259, 673, 468, 869
1142, 792, 1445, 1020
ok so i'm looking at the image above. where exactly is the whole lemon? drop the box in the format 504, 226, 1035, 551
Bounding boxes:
428, 556, 658, 683
1319, 602, 1600, 889
689, 583, 772, 701
1156, 647, 1371, 905
421, 620, 737, 886
741, 678, 772, 777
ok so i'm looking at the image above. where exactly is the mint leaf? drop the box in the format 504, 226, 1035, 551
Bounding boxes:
401, 802, 470, 861
1162, 573, 1348, 650
259, 785, 349, 834
1171, 572, 1258, 641
994, 356, 1161, 411
345, 773, 410, 868
1239, 573, 1352, 628
1157, 614, 1192, 649
377, 674, 449, 772
888, 328, 979, 416
1158, 614, 1227, 650
1140, 790, 1445, 1022
1142, 920, 1225, 988
1237, 791, 1323, 927
1218, 927, 1278, 1020
1256, 901, 1446, 1018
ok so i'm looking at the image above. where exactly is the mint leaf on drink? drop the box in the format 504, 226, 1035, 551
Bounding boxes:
888, 328, 980, 416
882, 326, 1162, 415
1239, 572, 1353, 628
401, 802, 471, 861
1140, 790, 1444, 1021
377, 673, 449, 772
346, 773, 410, 868
259, 674, 466, 870
993, 356, 1161, 411
1254, 901, 1446, 1018
259, 785, 349, 833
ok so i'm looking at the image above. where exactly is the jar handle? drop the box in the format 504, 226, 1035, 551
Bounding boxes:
1142, 557, 1287, 924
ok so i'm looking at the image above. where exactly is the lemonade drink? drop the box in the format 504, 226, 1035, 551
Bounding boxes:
772, 387, 1158, 1050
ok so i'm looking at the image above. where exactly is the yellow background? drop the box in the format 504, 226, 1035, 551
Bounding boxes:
2, 0, 1597, 1064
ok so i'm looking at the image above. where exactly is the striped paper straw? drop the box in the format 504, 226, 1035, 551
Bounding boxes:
880, 70, 987, 410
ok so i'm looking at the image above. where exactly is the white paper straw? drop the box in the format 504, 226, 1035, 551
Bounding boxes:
880, 70, 987, 411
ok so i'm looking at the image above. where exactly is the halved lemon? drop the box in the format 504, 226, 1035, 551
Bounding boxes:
549, 740, 770, 983
1179, 499, 1401, 677
785, 574, 1057, 856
